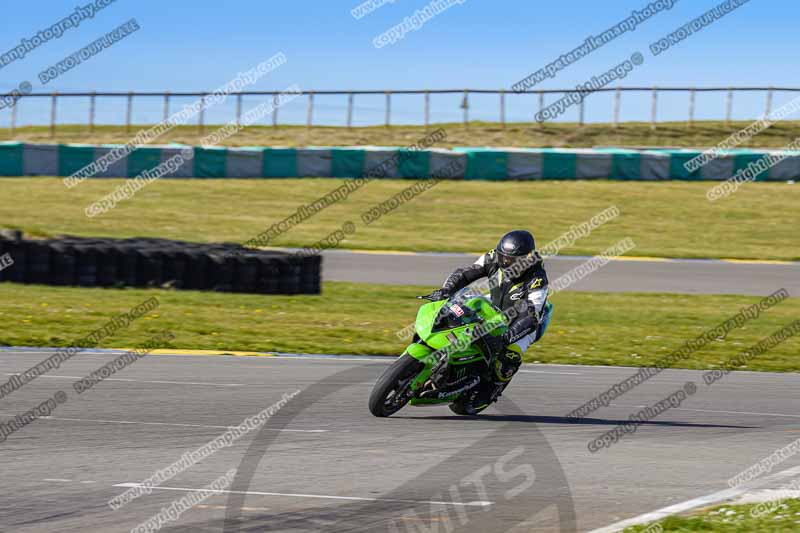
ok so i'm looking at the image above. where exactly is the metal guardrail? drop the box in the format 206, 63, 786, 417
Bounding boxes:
4, 86, 800, 136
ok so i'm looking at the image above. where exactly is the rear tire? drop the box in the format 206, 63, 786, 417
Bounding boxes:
369, 354, 424, 417
449, 380, 498, 416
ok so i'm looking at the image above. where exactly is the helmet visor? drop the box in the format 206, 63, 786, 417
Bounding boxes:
497, 251, 520, 269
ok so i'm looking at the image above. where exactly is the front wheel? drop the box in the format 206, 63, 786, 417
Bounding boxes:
369, 354, 424, 417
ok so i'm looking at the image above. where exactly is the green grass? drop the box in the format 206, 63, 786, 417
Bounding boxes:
1, 282, 798, 372
4, 120, 800, 148
2, 178, 798, 260
625, 499, 800, 532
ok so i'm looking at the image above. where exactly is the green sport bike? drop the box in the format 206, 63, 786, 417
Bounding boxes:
369, 286, 552, 418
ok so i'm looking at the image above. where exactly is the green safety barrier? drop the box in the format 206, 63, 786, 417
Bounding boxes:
1, 142, 797, 181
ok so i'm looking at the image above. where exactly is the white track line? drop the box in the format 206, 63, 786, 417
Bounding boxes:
613, 403, 800, 419
588, 465, 800, 532
0, 372, 243, 387
518, 370, 582, 375
670, 407, 800, 419
0, 413, 326, 432
270, 356, 582, 372
0, 349, 587, 371
0, 350, 394, 363
112, 482, 492, 507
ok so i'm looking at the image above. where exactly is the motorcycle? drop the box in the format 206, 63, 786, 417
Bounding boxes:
368, 286, 553, 417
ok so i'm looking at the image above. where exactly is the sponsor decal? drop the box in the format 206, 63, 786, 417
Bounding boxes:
437, 376, 480, 399
450, 304, 464, 317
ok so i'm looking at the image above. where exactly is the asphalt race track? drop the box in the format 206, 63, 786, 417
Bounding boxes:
320, 250, 800, 296
2, 349, 800, 532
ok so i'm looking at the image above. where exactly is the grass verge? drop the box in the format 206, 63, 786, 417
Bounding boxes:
624, 499, 800, 532
4, 121, 800, 148
1, 282, 798, 372
1, 178, 798, 260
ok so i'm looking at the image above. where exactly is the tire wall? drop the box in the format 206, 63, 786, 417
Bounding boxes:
0, 235, 321, 295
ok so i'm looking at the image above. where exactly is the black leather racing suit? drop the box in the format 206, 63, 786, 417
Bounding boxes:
440, 249, 549, 381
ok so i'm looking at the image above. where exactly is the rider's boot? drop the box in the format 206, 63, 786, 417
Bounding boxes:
493, 348, 521, 384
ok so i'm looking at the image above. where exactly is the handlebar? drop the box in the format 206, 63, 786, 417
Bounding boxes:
417, 293, 443, 301
417, 293, 485, 318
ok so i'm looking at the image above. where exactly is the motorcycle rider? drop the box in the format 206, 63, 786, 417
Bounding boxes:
424, 230, 550, 387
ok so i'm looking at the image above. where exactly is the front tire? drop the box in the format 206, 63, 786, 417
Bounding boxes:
369, 354, 424, 417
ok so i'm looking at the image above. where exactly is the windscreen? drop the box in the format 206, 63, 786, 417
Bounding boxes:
431, 287, 500, 332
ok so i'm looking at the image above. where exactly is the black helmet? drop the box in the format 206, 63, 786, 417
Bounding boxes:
496, 230, 535, 269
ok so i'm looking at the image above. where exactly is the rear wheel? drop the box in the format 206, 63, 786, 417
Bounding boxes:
369, 354, 424, 417
449, 380, 501, 416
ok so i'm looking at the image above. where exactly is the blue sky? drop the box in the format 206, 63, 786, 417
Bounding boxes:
2, 0, 797, 126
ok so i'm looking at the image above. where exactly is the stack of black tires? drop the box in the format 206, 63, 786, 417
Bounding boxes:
0, 233, 321, 295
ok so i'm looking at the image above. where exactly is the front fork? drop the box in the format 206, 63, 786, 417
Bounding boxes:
403, 342, 436, 391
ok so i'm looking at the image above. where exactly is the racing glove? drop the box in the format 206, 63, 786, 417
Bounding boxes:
422, 288, 451, 301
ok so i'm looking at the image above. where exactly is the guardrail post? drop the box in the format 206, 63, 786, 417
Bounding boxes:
125, 91, 133, 134
235, 93, 242, 127
499, 89, 505, 128
163, 91, 170, 123
50, 92, 57, 137
198, 94, 206, 135
578, 96, 585, 126
725, 87, 733, 125
424, 90, 430, 129
385, 90, 391, 127
347, 92, 353, 129
89, 91, 96, 133
272, 93, 279, 127
10, 97, 17, 136
613, 87, 621, 128
538, 92, 544, 128
688, 88, 696, 129
307, 91, 314, 128
650, 87, 657, 130
765, 87, 774, 118
462, 89, 469, 127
